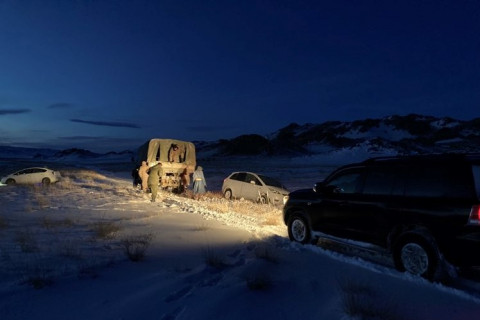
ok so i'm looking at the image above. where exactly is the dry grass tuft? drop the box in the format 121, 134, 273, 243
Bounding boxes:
60, 168, 108, 181
90, 221, 121, 240
0, 216, 8, 229
338, 278, 403, 320
24, 269, 54, 289
254, 245, 279, 263
245, 272, 272, 291
120, 233, 154, 262
58, 240, 84, 259
14, 229, 39, 252
183, 191, 283, 226
42, 216, 75, 230
203, 246, 225, 269
190, 222, 210, 231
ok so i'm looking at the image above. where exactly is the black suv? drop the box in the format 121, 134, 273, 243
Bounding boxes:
283, 153, 480, 279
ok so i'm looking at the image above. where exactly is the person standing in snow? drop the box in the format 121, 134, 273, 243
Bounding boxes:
138, 161, 149, 192
147, 163, 163, 202
180, 167, 191, 193
131, 166, 141, 188
192, 166, 206, 196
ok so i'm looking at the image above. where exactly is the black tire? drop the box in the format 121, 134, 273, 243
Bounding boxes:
6, 179, 15, 185
42, 178, 51, 185
393, 235, 440, 280
224, 189, 232, 200
287, 214, 311, 244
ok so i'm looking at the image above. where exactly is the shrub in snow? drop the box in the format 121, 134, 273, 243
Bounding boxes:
338, 278, 403, 320
90, 221, 121, 240
121, 233, 153, 262
203, 246, 225, 269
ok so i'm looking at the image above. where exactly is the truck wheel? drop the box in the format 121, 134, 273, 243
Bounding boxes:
224, 189, 232, 200
287, 215, 311, 244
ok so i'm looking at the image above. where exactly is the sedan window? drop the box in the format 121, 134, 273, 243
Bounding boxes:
258, 174, 284, 188
232, 172, 246, 181
245, 173, 260, 185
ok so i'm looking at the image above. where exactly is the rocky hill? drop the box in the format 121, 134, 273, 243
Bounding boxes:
197, 114, 480, 157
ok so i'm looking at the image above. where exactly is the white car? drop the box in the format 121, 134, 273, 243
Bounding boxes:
222, 171, 289, 205
0, 167, 61, 186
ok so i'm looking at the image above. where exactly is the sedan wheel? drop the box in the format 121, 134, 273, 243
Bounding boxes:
42, 178, 51, 185
6, 179, 15, 185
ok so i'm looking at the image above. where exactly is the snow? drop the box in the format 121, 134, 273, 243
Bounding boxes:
0, 155, 480, 320
343, 123, 414, 141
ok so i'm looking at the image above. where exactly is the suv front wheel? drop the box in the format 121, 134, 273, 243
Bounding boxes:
287, 214, 311, 244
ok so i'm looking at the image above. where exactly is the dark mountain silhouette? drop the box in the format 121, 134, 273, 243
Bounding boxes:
2, 114, 480, 159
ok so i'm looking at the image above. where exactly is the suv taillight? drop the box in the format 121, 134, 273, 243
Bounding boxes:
468, 205, 480, 225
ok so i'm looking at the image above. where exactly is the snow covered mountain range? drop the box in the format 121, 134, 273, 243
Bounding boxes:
197, 113, 480, 157
1, 114, 480, 160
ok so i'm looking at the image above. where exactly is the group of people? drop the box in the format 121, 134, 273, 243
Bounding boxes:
133, 161, 207, 202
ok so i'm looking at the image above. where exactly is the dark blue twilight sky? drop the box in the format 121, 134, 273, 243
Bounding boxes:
0, 0, 479, 152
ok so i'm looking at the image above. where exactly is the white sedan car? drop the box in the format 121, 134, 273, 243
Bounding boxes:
0, 167, 61, 186
222, 171, 289, 205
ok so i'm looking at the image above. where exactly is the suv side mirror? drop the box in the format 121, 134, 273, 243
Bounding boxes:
314, 183, 339, 194
313, 182, 323, 193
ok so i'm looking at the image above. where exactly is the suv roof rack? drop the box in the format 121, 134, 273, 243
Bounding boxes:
364, 152, 480, 164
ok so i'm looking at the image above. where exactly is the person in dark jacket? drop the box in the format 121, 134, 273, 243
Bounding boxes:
131, 166, 141, 188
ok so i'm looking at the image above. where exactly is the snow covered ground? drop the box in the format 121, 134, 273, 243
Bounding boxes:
0, 154, 480, 320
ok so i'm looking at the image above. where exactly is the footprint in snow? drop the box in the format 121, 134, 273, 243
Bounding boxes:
160, 306, 186, 320
164, 285, 193, 303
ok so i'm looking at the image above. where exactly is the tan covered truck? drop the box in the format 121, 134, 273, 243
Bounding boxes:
137, 139, 196, 192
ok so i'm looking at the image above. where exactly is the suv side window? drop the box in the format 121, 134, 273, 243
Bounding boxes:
363, 165, 404, 196
405, 165, 472, 199
325, 168, 363, 194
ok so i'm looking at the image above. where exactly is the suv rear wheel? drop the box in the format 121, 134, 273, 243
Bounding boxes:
393, 235, 440, 280
287, 215, 311, 244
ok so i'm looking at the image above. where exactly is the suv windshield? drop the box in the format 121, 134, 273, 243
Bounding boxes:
258, 174, 284, 189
